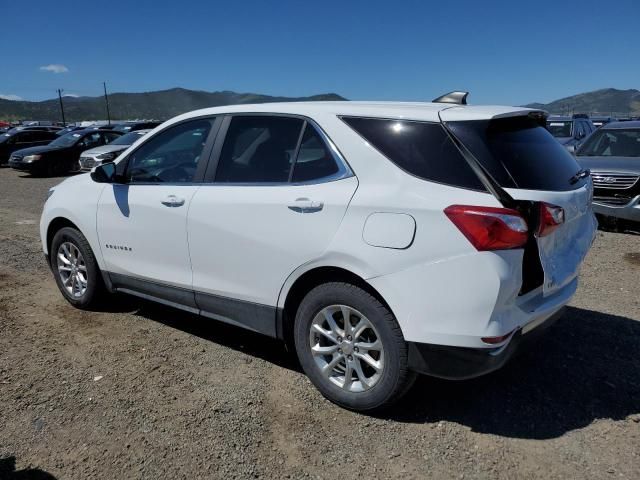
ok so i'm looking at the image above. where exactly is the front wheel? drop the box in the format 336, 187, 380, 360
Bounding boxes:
50, 227, 106, 309
294, 282, 416, 411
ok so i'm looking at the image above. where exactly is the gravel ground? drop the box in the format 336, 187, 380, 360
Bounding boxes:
0, 167, 638, 479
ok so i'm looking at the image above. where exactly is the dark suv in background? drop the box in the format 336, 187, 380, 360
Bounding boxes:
0, 129, 58, 165
575, 121, 640, 227
546, 114, 596, 152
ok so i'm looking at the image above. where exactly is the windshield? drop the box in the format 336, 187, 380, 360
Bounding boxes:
49, 132, 82, 147
577, 129, 640, 157
546, 121, 572, 138
110, 131, 145, 145
447, 116, 587, 191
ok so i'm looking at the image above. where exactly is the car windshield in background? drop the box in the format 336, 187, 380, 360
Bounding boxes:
447, 116, 587, 191
577, 129, 640, 157
110, 131, 146, 146
546, 121, 572, 138
49, 132, 82, 147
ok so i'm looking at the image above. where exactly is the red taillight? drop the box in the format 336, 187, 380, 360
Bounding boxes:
536, 202, 565, 237
481, 328, 518, 345
444, 205, 528, 251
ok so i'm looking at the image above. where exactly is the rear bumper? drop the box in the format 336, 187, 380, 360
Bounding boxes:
593, 196, 640, 222
407, 307, 565, 379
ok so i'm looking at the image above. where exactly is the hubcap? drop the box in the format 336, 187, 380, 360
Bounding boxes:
309, 305, 384, 393
57, 241, 88, 298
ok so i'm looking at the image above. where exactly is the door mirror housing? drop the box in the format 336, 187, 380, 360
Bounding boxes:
91, 162, 117, 183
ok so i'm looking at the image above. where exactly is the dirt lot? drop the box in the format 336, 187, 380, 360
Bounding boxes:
0, 167, 638, 480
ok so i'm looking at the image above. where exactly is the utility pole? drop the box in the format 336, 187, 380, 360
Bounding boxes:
57, 89, 66, 126
103, 81, 111, 125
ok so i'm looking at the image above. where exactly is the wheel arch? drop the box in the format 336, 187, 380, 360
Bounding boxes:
277, 265, 395, 346
46, 217, 82, 255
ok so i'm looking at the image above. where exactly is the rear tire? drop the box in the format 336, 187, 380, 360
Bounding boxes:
50, 227, 106, 309
294, 282, 416, 411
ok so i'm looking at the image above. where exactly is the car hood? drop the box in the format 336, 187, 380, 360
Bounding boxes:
11, 145, 66, 156
82, 144, 128, 156
576, 155, 640, 175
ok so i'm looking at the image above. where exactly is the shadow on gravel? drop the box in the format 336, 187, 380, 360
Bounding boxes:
119, 296, 300, 372
0, 457, 57, 479
389, 306, 640, 439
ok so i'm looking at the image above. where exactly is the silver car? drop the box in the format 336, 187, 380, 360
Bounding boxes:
78, 129, 151, 171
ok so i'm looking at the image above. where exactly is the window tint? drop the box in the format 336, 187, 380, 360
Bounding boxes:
447, 117, 587, 191
125, 119, 212, 183
215, 116, 304, 183
103, 132, 121, 143
81, 132, 103, 149
342, 117, 486, 190
291, 124, 340, 182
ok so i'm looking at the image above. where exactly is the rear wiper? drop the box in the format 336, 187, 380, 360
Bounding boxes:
569, 168, 590, 185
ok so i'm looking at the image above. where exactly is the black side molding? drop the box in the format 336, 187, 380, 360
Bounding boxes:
432, 91, 469, 105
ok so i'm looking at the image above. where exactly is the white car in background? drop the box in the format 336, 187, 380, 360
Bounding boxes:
77, 129, 152, 171
40, 93, 597, 411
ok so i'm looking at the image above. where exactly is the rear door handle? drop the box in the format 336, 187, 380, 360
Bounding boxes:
161, 195, 185, 207
288, 197, 324, 213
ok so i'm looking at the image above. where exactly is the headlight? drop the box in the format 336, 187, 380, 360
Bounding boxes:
97, 152, 117, 161
23, 154, 42, 163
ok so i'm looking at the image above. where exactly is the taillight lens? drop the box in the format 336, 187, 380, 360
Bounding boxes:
536, 202, 565, 237
444, 205, 528, 251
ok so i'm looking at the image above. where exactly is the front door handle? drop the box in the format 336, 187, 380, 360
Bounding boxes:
161, 195, 185, 207
288, 197, 324, 213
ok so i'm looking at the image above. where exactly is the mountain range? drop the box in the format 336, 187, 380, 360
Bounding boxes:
1, 87, 639, 122
0, 88, 346, 122
524, 88, 640, 115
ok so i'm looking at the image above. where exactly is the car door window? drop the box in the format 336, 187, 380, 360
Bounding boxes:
125, 119, 212, 183
80, 132, 103, 149
215, 116, 304, 183
291, 124, 340, 182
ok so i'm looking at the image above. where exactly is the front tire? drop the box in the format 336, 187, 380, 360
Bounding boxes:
294, 282, 416, 411
50, 227, 105, 309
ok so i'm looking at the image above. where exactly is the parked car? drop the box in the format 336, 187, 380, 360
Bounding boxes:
112, 121, 161, 133
575, 121, 640, 225
9, 129, 121, 176
77, 129, 151, 171
40, 97, 597, 411
7, 125, 62, 134
589, 116, 617, 129
546, 114, 596, 152
0, 129, 58, 165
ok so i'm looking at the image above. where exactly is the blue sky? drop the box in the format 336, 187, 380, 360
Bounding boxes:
1, 0, 638, 105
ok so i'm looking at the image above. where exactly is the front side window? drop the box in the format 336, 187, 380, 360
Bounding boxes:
81, 132, 103, 149
215, 116, 304, 183
577, 129, 640, 157
125, 119, 212, 183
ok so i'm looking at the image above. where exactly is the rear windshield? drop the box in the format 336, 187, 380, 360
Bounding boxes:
343, 116, 586, 192
447, 117, 587, 191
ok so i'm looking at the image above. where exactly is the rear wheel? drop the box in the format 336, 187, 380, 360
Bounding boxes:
50, 227, 106, 308
294, 282, 416, 411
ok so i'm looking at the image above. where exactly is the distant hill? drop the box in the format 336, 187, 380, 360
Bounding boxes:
0, 88, 347, 122
524, 88, 640, 115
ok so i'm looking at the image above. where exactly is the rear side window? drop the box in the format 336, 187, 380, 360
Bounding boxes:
291, 124, 340, 183
215, 116, 304, 183
342, 117, 486, 191
447, 117, 587, 191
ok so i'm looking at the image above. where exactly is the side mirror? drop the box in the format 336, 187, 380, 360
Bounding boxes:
91, 162, 117, 183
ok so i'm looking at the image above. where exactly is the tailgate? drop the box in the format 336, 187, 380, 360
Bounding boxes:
508, 183, 597, 296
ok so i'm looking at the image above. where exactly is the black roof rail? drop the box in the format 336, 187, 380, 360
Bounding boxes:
432, 91, 469, 105
572, 113, 589, 119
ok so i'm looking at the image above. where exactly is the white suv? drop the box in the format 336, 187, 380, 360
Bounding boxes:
41, 94, 597, 411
